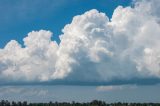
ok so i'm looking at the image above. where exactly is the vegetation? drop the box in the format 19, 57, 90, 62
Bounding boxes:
0, 100, 159, 106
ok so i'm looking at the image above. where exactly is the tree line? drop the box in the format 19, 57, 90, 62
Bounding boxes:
0, 100, 159, 106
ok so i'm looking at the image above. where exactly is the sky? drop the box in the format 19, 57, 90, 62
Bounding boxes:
0, 0, 160, 103
0, 0, 132, 47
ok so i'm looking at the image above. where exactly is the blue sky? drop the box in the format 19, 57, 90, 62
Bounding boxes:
0, 0, 131, 48
0, 0, 160, 103
0, 85, 160, 103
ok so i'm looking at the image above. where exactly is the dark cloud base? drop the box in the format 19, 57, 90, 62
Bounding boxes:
0, 78, 159, 86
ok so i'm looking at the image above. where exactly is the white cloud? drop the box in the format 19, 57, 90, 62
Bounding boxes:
96, 86, 123, 91
96, 85, 137, 91
0, 0, 160, 85
0, 30, 58, 82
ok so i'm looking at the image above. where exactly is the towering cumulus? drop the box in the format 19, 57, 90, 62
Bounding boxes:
0, 0, 160, 85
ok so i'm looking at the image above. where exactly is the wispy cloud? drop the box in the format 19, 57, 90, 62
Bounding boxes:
0, 86, 48, 96
96, 85, 137, 91
96, 86, 123, 91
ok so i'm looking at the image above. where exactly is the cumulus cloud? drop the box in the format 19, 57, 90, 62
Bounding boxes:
0, 30, 58, 82
0, 0, 160, 85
